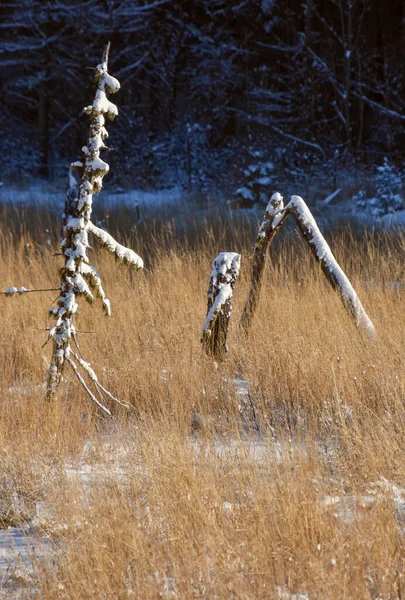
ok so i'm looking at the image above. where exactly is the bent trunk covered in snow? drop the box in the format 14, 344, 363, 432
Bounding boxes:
47, 43, 143, 412
240, 192, 375, 338
202, 252, 241, 359
240, 192, 287, 331
287, 195, 375, 336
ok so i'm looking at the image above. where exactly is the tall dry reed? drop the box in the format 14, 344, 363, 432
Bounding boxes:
0, 209, 405, 598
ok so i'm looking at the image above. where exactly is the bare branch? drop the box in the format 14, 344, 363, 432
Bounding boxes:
66, 355, 111, 415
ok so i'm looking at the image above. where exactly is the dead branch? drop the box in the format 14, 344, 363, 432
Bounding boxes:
287, 195, 375, 336
1, 287, 59, 296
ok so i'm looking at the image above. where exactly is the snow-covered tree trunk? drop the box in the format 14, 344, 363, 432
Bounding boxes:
47, 43, 143, 413
240, 192, 375, 338
287, 195, 375, 336
62, 163, 80, 235
239, 193, 287, 331
202, 252, 241, 359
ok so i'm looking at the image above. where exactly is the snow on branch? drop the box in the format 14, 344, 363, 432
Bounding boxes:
47, 43, 144, 410
88, 222, 144, 270
352, 91, 405, 122
240, 193, 287, 331
287, 195, 375, 336
202, 252, 241, 359
271, 126, 326, 156
240, 193, 375, 338
79, 262, 111, 316
1, 286, 59, 296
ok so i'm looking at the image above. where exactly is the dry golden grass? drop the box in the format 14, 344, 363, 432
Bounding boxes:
1, 207, 405, 599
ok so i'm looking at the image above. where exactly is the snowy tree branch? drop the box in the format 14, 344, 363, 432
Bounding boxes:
287, 196, 375, 336
88, 222, 144, 270
2, 287, 59, 296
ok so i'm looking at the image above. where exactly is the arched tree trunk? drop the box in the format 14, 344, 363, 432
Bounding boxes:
240, 193, 375, 338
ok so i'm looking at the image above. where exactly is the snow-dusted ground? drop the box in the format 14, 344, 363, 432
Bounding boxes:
0, 181, 183, 212
2, 180, 405, 232
1, 427, 405, 598
0, 526, 51, 598
101, 186, 183, 211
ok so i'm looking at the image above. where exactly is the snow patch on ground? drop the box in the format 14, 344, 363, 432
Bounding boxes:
275, 586, 309, 600
0, 182, 183, 211
101, 186, 183, 210
2, 429, 405, 597
2, 179, 405, 232
0, 526, 51, 598
380, 211, 405, 229
0, 183, 65, 208
319, 477, 405, 529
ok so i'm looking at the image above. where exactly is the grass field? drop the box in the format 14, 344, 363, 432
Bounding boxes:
1, 205, 405, 599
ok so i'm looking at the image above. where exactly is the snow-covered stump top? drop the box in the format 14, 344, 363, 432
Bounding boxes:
240, 192, 288, 331
287, 195, 375, 337
202, 252, 241, 359
47, 44, 144, 412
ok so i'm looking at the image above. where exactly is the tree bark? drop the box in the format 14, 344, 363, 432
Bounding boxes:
240, 193, 287, 331
202, 252, 241, 359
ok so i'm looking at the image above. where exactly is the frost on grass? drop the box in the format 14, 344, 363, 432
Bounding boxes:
47, 43, 143, 413
202, 252, 241, 359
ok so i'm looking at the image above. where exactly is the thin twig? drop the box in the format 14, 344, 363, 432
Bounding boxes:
71, 350, 130, 410
102, 41, 111, 66
66, 356, 111, 415
1, 288, 60, 295
34, 328, 95, 334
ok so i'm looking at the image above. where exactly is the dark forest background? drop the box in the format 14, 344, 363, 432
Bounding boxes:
1, 0, 405, 196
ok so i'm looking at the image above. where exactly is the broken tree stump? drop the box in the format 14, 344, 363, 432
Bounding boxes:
202, 252, 241, 359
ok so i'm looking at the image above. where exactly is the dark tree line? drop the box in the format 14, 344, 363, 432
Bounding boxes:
1, 0, 405, 187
